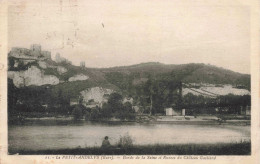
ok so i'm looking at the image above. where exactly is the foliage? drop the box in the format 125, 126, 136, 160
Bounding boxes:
7, 59, 251, 118
182, 93, 250, 108
8, 57, 15, 70
44, 68, 60, 77
107, 93, 123, 112
8, 57, 40, 71
115, 102, 135, 120
100, 94, 136, 120
72, 104, 84, 120
117, 133, 134, 148
100, 103, 113, 119
90, 107, 101, 120
8, 79, 18, 114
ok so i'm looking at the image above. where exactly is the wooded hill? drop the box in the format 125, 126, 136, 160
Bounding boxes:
8, 57, 251, 117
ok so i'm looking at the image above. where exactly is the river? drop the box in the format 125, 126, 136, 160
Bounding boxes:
8, 120, 250, 152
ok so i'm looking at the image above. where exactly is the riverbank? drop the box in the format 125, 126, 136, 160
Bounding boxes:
9, 142, 250, 155
19, 115, 250, 125
8, 115, 250, 126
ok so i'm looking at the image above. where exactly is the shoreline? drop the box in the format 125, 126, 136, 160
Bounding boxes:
8, 115, 250, 126
9, 142, 251, 155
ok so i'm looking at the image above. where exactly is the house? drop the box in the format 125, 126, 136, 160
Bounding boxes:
86, 104, 98, 109
123, 97, 134, 105
132, 106, 140, 113
85, 101, 100, 109
246, 106, 251, 115
41, 104, 48, 109
165, 108, 181, 116
70, 98, 78, 106
182, 109, 186, 116
240, 106, 251, 115
165, 108, 173, 116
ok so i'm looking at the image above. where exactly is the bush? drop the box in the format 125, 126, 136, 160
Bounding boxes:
117, 133, 134, 148
90, 107, 101, 120
72, 106, 83, 120
84, 111, 91, 120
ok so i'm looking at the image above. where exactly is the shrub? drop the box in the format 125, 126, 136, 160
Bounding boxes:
90, 107, 101, 120
72, 106, 83, 120
117, 133, 134, 148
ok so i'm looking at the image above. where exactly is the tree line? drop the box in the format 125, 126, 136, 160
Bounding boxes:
8, 75, 251, 121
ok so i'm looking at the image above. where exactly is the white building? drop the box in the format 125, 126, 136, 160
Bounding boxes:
165, 108, 182, 116
123, 97, 134, 105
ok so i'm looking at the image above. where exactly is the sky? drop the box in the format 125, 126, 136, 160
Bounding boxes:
8, 0, 250, 74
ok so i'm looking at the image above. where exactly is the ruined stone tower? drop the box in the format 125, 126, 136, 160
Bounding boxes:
80, 61, 85, 68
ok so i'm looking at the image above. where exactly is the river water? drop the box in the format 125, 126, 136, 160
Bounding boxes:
8, 120, 250, 151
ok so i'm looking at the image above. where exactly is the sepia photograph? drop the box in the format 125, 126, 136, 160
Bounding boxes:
1, 0, 260, 163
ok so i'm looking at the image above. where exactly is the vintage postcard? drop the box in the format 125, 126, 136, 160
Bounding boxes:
0, 0, 259, 163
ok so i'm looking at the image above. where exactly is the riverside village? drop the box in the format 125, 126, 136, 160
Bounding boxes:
8, 44, 251, 155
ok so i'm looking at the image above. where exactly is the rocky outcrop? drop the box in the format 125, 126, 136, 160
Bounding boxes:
123, 97, 134, 104
38, 61, 47, 69
68, 74, 89, 82
80, 87, 113, 103
182, 84, 250, 97
8, 66, 59, 87
200, 85, 250, 96
57, 66, 67, 74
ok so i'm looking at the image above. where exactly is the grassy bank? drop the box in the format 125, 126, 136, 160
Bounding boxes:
9, 142, 250, 155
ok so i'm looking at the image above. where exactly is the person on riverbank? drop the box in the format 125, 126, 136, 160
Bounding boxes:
101, 136, 111, 148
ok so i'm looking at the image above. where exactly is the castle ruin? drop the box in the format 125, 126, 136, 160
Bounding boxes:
80, 61, 85, 68
9, 44, 51, 61
55, 53, 72, 64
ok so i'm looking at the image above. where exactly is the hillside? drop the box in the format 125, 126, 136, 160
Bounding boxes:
7, 45, 250, 111
96, 62, 250, 90
7, 50, 251, 119
8, 55, 250, 95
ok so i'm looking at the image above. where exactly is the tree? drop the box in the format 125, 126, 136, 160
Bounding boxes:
115, 102, 135, 120
100, 103, 112, 119
100, 93, 136, 120
107, 93, 123, 113
90, 106, 101, 120
72, 105, 83, 120
72, 99, 86, 120
143, 76, 153, 115
8, 79, 18, 115
8, 57, 15, 70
